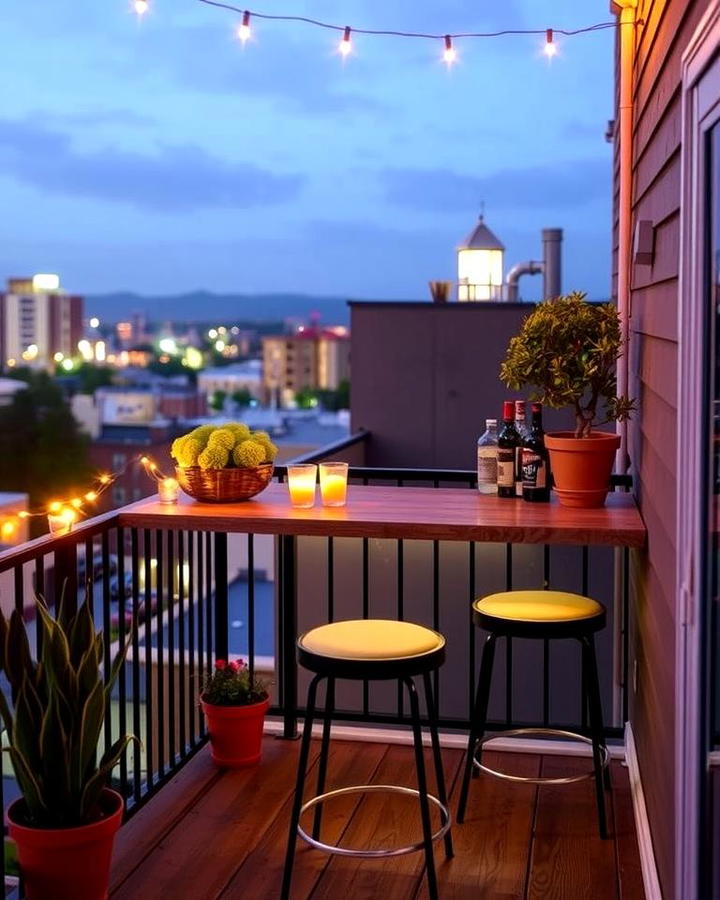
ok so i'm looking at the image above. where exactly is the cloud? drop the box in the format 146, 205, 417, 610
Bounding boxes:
0, 118, 304, 212
381, 158, 612, 212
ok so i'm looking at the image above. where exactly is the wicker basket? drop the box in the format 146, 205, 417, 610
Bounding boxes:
175, 464, 274, 503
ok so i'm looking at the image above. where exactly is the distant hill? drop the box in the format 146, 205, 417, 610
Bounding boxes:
84, 291, 390, 324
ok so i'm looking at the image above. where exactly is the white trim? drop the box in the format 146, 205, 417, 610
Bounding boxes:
262, 717, 625, 759
625, 723, 663, 900
677, 8, 720, 899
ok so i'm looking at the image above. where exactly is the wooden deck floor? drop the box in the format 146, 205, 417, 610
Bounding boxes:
110, 737, 645, 900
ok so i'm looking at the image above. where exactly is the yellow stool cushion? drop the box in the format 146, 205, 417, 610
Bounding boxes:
299, 619, 444, 661
474, 590, 603, 623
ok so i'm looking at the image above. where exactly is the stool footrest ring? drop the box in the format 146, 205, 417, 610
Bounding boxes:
473, 728, 610, 785
297, 784, 451, 858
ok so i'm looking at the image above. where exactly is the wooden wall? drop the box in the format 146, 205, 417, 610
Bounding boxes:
613, 1, 706, 895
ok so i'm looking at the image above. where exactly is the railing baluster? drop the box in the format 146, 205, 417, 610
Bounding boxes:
581, 545, 589, 731
143, 530, 154, 788
248, 533, 255, 684
326, 536, 334, 624
197, 531, 205, 738
116, 526, 128, 795
362, 537, 369, 718
188, 531, 197, 743
397, 539, 404, 719
205, 532, 213, 676
156, 530, 166, 780
543, 545, 551, 727
468, 542, 476, 723
178, 531, 186, 757
101, 531, 112, 756
214, 533, 229, 662
130, 528, 142, 804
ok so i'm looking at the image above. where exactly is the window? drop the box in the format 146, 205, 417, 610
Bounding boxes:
112, 486, 126, 506
112, 453, 127, 471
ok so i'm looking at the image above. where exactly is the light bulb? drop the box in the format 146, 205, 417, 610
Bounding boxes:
237, 10, 251, 43
544, 29, 557, 58
134, 0, 148, 16
443, 35, 457, 66
339, 26, 352, 58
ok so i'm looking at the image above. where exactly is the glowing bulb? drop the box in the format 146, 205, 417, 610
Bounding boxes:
89, 317, 100, 329
1, 521, 16, 539
48, 501, 62, 514
544, 29, 557, 58
237, 10, 251, 43
99, 474, 111, 484
443, 35, 457, 66
54, 352, 64, 363
339, 26, 352, 58
62, 358, 74, 371
134, 0, 148, 16
70, 498, 83, 509
140, 456, 150, 466
85, 491, 98, 502
18, 511, 29, 519
61, 508, 78, 524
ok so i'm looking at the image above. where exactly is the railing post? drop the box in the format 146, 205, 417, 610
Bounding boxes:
279, 535, 298, 739
54, 540, 78, 615
214, 533, 229, 661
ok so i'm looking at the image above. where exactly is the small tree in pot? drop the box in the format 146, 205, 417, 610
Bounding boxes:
0, 592, 136, 900
500, 291, 635, 507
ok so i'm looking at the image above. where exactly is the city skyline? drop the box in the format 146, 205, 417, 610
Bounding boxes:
1, 0, 614, 301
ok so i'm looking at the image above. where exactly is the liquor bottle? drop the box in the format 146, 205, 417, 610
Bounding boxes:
521, 402, 551, 502
497, 401, 520, 499
477, 419, 498, 494
514, 400, 529, 496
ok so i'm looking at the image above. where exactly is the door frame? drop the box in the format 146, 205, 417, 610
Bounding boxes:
678, 6, 720, 899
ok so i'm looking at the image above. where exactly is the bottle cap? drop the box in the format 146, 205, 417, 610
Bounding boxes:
531, 402, 542, 413
502, 401, 514, 421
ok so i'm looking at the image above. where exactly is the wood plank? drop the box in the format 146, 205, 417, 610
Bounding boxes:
219, 738, 387, 899
111, 737, 320, 900
311, 745, 462, 900
611, 762, 646, 900
415, 751, 540, 900
111, 746, 221, 891
118, 483, 647, 549
526, 756, 618, 900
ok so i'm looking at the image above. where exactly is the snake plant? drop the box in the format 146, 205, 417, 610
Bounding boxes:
0, 591, 135, 828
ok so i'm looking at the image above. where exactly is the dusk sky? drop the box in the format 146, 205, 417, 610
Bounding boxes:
1, 1, 614, 301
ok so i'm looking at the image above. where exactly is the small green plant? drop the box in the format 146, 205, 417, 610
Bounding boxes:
500, 291, 635, 438
202, 659, 268, 706
0, 592, 136, 828
171, 422, 278, 470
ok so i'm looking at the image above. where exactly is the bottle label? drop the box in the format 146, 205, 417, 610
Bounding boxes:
477, 448, 498, 485
521, 450, 546, 488
497, 449, 515, 487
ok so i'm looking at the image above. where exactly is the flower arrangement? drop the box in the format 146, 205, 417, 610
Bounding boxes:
202, 658, 268, 707
171, 423, 278, 470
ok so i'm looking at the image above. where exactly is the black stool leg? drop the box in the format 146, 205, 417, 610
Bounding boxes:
312, 676, 335, 840
281, 673, 323, 900
457, 633, 497, 824
422, 671, 454, 859
405, 677, 439, 900
581, 636, 609, 840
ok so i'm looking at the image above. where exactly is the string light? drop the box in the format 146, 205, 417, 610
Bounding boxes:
544, 28, 558, 58
237, 9, 251, 43
192, 2, 614, 64
134, 0, 149, 16
338, 25, 352, 58
442, 34, 456, 66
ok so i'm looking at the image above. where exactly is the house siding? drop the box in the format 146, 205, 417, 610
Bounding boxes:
613, 1, 706, 896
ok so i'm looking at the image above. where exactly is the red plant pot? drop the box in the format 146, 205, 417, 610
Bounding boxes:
545, 431, 621, 508
201, 695, 270, 768
8, 788, 123, 900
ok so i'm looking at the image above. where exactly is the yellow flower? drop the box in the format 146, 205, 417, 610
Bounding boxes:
233, 440, 266, 468
198, 445, 229, 469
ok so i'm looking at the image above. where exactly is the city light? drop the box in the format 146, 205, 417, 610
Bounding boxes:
208, 329, 218, 339
61, 358, 75, 372
158, 337, 178, 355
32, 274, 60, 292
78, 339, 93, 361
95, 341, 106, 362
89, 316, 100, 329
185, 346, 204, 369
1, 521, 16, 540
22, 344, 39, 362
214, 339, 226, 352
53, 352, 64, 362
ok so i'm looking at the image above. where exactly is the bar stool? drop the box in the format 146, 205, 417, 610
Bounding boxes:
281, 619, 454, 900
457, 590, 611, 838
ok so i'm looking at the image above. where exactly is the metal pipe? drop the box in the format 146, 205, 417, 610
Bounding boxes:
542, 228, 563, 299
614, 1, 636, 472
506, 261, 543, 301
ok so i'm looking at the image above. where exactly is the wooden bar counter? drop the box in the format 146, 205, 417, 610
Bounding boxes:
119, 482, 646, 548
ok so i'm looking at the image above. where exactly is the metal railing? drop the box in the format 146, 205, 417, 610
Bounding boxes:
0, 467, 634, 895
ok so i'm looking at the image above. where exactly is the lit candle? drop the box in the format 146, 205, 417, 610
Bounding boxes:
319, 462, 348, 507
158, 477, 180, 504
287, 464, 317, 509
48, 507, 77, 536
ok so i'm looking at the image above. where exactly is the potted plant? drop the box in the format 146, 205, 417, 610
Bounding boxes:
500, 291, 634, 508
171, 422, 278, 502
0, 593, 135, 900
200, 658, 269, 768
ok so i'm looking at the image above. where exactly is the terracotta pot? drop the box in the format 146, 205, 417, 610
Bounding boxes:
544, 431, 621, 509
8, 788, 123, 900
201, 695, 270, 767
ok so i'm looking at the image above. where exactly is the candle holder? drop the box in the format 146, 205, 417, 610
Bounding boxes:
287, 464, 317, 509
158, 477, 180, 504
48, 508, 77, 536
319, 462, 349, 507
